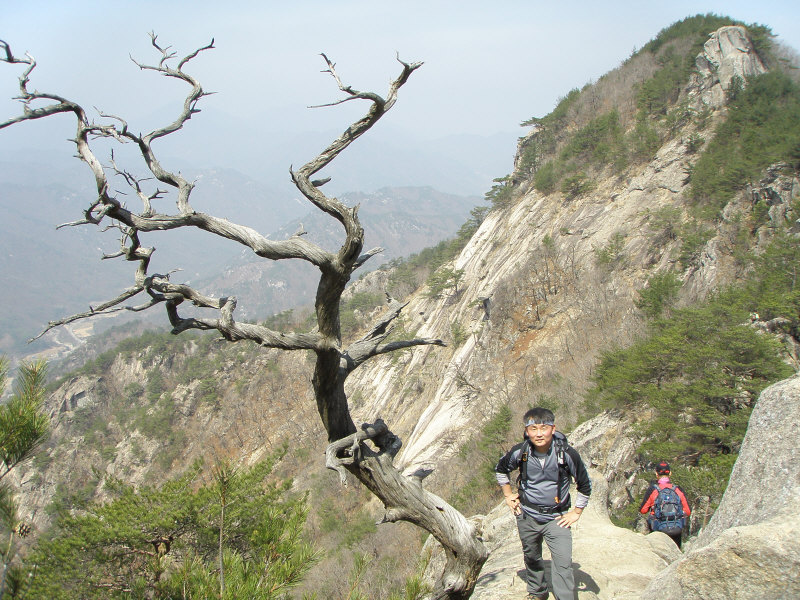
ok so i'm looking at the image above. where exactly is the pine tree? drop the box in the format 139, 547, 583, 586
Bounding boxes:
0, 358, 49, 598
24, 451, 315, 599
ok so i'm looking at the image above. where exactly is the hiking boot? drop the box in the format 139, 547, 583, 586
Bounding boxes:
526, 593, 548, 600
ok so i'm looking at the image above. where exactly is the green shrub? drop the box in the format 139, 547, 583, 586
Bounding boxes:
589, 268, 794, 482
628, 119, 661, 160
533, 160, 559, 194
517, 134, 548, 174
197, 378, 219, 407
690, 70, 800, 215
646, 206, 682, 242
636, 47, 686, 116
594, 232, 627, 266
342, 512, 378, 547
340, 292, 385, 338
387, 237, 465, 298
100, 446, 117, 463
744, 231, 800, 335
455, 205, 490, 243
485, 176, 514, 208
678, 220, 713, 267
344, 292, 384, 313
146, 370, 165, 403
560, 173, 595, 200
635, 272, 682, 319
124, 382, 144, 400
450, 405, 513, 514
261, 309, 297, 331
595, 322, 786, 448
425, 267, 464, 299
561, 110, 624, 168
318, 499, 376, 548
450, 321, 469, 347
29, 456, 315, 599
685, 133, 705, 153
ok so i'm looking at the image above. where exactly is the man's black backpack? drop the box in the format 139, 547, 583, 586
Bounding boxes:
517, 431, 572, 507
651, 485, 685, 535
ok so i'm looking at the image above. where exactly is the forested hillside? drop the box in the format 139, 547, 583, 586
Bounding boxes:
3, 13, 799, 599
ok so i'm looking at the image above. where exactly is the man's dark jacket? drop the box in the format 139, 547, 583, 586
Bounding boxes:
495, 433, 592, 520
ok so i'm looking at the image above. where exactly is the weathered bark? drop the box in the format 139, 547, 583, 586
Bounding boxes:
1, 37, 488, 598
326, 421, 488, 599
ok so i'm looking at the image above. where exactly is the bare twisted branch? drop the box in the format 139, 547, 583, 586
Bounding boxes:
354, 246, 383, 269
1, 37, 342, 348
291, 54, 422, 267
28, 286, 145, 341
344, 300, 445, 373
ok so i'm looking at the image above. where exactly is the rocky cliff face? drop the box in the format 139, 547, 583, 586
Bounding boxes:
14, 340, 322, 534
345, 24, 795, 491
349, 24, 798, 597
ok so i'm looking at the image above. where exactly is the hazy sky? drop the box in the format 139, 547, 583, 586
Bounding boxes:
3, 1, 799, 173
2, 1, 799, 353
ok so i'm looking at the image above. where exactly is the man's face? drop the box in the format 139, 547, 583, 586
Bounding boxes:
525, 423, 555, 450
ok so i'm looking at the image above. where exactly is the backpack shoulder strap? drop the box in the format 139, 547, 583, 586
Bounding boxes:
555, 434, 575, 477
553, 433, 572, 504
519, 441, 529, 488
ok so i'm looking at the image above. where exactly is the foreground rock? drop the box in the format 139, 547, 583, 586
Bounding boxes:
470, 469, 681, 600
640, 374, 800, 600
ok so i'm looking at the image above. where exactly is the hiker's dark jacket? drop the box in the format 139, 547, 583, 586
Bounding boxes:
495, 433, 592, 521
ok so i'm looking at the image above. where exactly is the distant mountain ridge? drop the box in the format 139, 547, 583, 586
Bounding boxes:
192, 186, 480, 321
0, 164, 479, 359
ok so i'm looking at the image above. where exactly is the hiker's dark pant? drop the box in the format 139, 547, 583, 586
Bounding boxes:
516, 513, 574, 600
647, 517, 683, 549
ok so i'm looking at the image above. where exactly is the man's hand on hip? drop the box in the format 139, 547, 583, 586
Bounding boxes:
556, 508, 582, 528
504, 493, 522, 516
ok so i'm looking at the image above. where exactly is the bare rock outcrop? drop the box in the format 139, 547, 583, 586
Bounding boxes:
381, 24, 774, 479
640, 374, 800, 599
568, 411, 644, 512
687, 25, 767, 109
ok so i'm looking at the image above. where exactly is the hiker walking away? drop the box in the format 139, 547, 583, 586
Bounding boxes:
495, 407, 592, 600
639, 461, 691, 548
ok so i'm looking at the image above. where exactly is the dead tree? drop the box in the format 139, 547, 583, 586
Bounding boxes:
1, 36, 488, 598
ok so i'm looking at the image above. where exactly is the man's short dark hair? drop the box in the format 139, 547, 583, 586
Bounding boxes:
523, 407, 555, 425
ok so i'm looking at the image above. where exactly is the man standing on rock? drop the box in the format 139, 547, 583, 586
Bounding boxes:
495, 407, 592, 600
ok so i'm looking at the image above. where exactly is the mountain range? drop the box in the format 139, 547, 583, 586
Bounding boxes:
0, 153, 481, 359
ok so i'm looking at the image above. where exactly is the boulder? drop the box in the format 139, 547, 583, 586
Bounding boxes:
640, 374, 800, 599
568, 410, 643, 512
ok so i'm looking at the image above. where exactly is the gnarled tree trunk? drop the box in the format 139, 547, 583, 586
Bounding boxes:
1, 38, 488, 598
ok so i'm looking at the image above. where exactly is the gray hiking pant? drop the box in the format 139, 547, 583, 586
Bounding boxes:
516, 514, 574, 600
